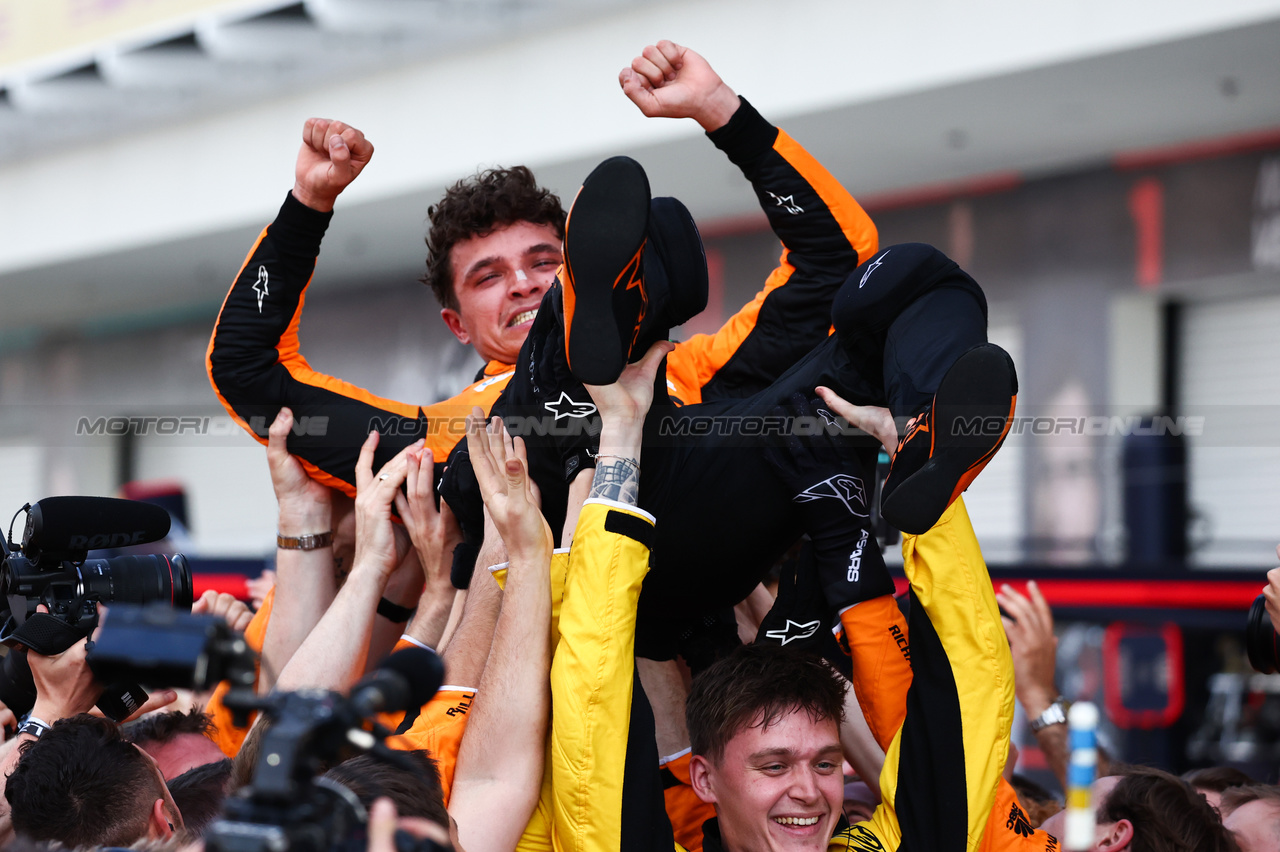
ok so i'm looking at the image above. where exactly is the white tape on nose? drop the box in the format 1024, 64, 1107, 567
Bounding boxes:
515, 269, 528, 281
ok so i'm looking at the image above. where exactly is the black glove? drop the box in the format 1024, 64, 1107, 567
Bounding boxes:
764, 394, 894, 612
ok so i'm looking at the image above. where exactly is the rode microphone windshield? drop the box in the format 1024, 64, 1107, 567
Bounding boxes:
23, 497, 172, 558
349, 646, 445, 718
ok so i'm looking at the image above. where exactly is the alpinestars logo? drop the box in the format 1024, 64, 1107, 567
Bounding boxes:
764, 619, 821, 646
794, 474, 868, 517
859, 250, 890, 288
544, 392, 598, 420
253, 265, 270, 312
847, 528, 869, 582
767, 190, 804, 215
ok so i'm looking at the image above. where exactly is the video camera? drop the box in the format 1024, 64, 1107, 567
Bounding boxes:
89, 602, 451, 852
208, 645, 447, 852
1246, 594, 1279, 674
0, 496, 193, 719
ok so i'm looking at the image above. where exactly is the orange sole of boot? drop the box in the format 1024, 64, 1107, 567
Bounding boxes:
880, 343, 1018, 534
561, 156, 650, 385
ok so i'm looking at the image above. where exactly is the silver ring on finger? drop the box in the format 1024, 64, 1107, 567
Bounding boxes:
379, 473, 390, 481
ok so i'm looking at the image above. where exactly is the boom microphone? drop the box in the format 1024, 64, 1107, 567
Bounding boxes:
22, 497, 171, 558
349, 646, 445, 718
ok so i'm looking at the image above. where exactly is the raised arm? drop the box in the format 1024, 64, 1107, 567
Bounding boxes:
448, 411, 553, 852
274, 432, 419, 693
207, 119, 439, 499
393, 447, 463, 653
547, 342, 674, 852
260, 407, 338, 691
623, 41, 878, 401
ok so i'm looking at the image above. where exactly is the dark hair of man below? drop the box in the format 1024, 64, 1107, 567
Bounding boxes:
324, 750, 448, 828
1182, 765, 1255, 794
1100, 766, 1239, 852
124, 708, 216, 747
168, 758, 234, 840
4, 714, 165, 849
685, 643, 846, 766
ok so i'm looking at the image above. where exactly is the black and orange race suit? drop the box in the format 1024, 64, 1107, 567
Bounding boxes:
206, 98, 875, 503
443, 243, 990, 631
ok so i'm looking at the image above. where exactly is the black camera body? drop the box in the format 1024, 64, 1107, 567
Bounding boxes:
0, 497, 193, 719
1246, 594, 1279, 674
207, 647, 448, 852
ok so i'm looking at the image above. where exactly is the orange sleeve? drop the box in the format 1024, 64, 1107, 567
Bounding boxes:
385, 688, 476, 805
977, 780, 1062, 851
204, 587, 275, 758
837, 595, 912, 751
660, 751, 716, 852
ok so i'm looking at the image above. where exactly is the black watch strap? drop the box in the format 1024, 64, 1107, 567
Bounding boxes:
377, 597, 416, 623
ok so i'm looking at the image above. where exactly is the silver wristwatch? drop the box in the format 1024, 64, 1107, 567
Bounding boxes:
1029, 696, 1069, 733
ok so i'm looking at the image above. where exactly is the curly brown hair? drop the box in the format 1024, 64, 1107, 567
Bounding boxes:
423, 166, 566, 310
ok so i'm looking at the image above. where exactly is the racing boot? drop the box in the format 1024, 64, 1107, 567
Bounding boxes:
559, 156, 707, 385
879, 342, 1018, 534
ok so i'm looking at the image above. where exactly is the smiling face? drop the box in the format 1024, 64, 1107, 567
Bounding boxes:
439, 220, 562, 365
691, 707, 844, 852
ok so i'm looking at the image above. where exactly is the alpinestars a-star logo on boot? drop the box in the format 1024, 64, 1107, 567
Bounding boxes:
794, 474, 868, 517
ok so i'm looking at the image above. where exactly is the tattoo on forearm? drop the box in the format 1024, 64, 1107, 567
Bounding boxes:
590, 458, 640, 505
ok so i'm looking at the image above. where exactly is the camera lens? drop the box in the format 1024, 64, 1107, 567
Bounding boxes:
78, 554, 194, 610
1246, 594, 1279, 674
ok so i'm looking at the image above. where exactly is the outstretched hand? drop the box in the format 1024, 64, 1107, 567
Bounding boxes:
619, 41, 739, 132
268, 407, 333, 531
352, 431, 419, 582
996, 581, 1059, 716
293, 118, 374, 212
394, 446, 463, 593
466, 410, 552, 567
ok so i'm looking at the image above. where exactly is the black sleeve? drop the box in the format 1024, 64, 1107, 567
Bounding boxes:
207, 192, 429, 495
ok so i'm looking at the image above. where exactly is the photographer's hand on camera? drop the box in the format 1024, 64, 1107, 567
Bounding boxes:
26, 614, 103, 730
367, 797, 453, 852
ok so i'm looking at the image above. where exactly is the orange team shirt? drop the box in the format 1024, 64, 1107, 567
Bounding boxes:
205, 585, 274, 757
